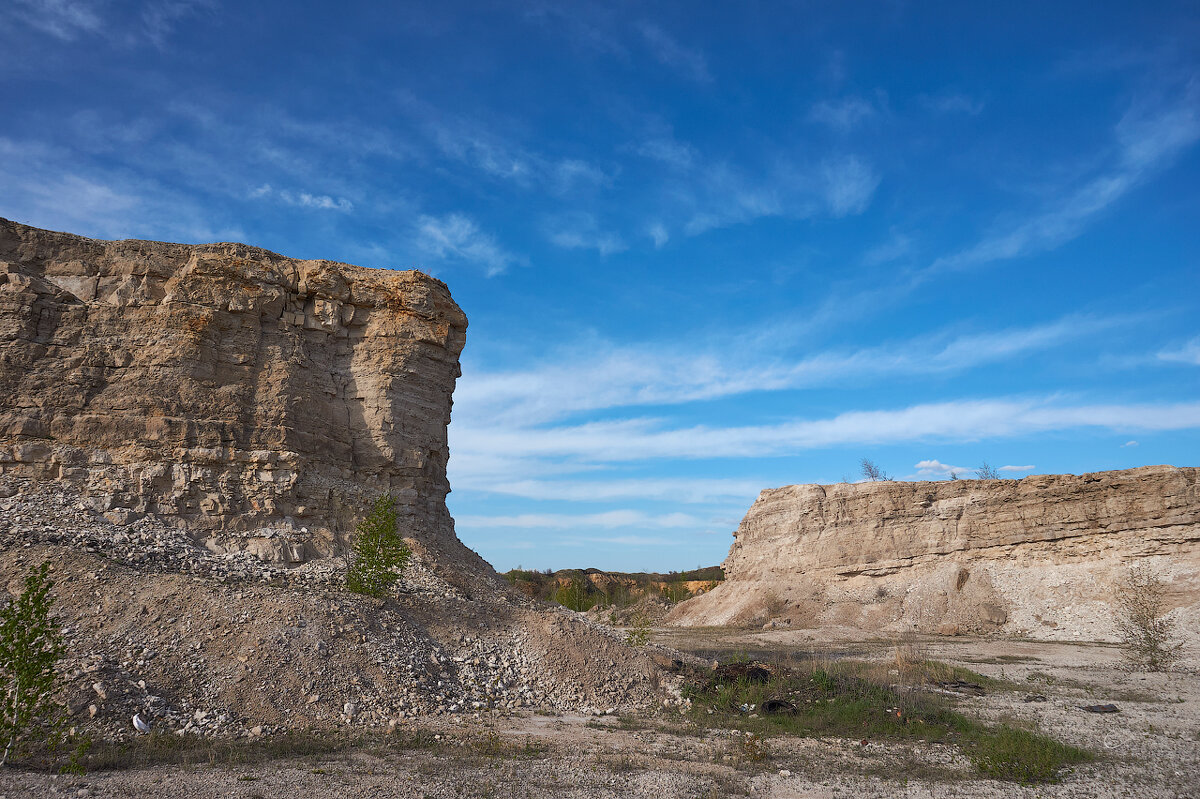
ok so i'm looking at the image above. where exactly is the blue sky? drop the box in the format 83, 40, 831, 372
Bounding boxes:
3, 1, 1198, 572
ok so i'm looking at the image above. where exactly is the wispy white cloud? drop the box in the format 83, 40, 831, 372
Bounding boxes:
809, 97, 877, 130
998, 464, 1036, 473
414, 213, 522, 276
523, 2, 627, 58
0, 136, 244, 243
930, 79, 1200, 274
11, 0, 103, 41
634, 137, 697, 168
682, 156, 880, 234
862, 231, 913, 266
551, 159, 610, 192
647, 222, 670, 248
455, 510, 704, 530
416, 103, 609, 193
140, 0, 214, 48
636, 22, 710, 83
1121, 440, 1140, 448
250, 184, 353, 212
821, 156, 881, 216
571, 535, 680, 547
11, 0, 212, 45
452, 398, 1200, 465
455, 314, 1123, 427
1157, 336, 1200, 365
912, 459, 972, 478
456, 477, 765, 504
544, 212, 626, 255
919, 92, 985, 116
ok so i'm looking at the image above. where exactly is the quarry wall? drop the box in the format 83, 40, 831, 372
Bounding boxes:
0, 217, 482, 575
667, 466, 1200, 639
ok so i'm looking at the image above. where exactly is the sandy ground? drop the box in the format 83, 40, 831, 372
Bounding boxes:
1, 628, 1197, 799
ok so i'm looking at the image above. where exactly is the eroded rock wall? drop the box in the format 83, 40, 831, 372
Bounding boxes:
667, 466, 1200, 639
0, 218, 481, 577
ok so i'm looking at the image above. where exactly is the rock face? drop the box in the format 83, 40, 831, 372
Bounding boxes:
0, 217, 481, 578
668, 466, 1200, 640
0, 220, 685, 740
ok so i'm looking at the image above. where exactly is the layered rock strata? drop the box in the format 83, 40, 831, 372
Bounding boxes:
668, 466, 1200, 640
0, 218, 481, 578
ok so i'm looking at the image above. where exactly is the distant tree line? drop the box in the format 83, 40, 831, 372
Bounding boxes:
503, 566, 723, 611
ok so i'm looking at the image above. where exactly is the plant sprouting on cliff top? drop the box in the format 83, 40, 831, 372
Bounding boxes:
976, 462, 1001, 480
859, 458, 890, 482
0, 562, 68, 767
345, 496, 411, 598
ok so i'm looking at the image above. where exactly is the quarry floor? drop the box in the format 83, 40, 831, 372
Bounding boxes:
2, 628, 1197, 799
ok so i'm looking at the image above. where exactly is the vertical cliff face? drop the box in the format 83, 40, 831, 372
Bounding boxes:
0, 218, 483, 576
668, 466, 1200, 640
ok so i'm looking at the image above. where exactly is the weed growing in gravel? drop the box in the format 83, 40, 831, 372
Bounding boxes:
346, 495, 410, 598
682, 657, 1091, 784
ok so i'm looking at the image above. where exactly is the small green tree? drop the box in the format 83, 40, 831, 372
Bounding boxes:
345, 496, 411, 597
625, 611, 651, 647
554, 578, 597, 612
0, 563, 68, 767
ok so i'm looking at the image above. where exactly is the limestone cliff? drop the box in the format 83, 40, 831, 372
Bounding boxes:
0, 218, 484, 580
667, 466, 1200, 640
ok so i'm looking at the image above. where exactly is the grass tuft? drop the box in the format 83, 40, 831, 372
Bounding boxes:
966, 724, 1092, 784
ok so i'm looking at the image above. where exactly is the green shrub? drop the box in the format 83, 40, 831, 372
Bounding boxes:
345, 496, 410, 597
625, 612, 651, 647
553, 578, 597, 612
660, 580, 692, 604
1113, 564, 1182, 672
0, 563, 69, 767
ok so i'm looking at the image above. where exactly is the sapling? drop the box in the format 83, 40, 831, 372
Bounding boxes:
345, 495, 411, 597
0, 563, 68, 767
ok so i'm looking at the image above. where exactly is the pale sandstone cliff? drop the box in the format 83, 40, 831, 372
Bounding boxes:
0, 217, 486, 580
668, 466, 1200, 640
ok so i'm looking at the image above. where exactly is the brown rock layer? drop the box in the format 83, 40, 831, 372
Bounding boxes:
668, 466, 1200, 639
0, 218, 482, 578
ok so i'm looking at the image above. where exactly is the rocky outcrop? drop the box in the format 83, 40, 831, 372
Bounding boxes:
668, 466, 1200, 640
0, 218, 483, 580
0, 220, 686, 741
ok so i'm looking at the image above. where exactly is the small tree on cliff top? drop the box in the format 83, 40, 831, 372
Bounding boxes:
975, 462, 1001, 480
0, 563, 68, 767
860, 458, 890, 482
346, 496, 411, 598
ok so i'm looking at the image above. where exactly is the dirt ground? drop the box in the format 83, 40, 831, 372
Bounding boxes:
2, 626, 1196, 799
